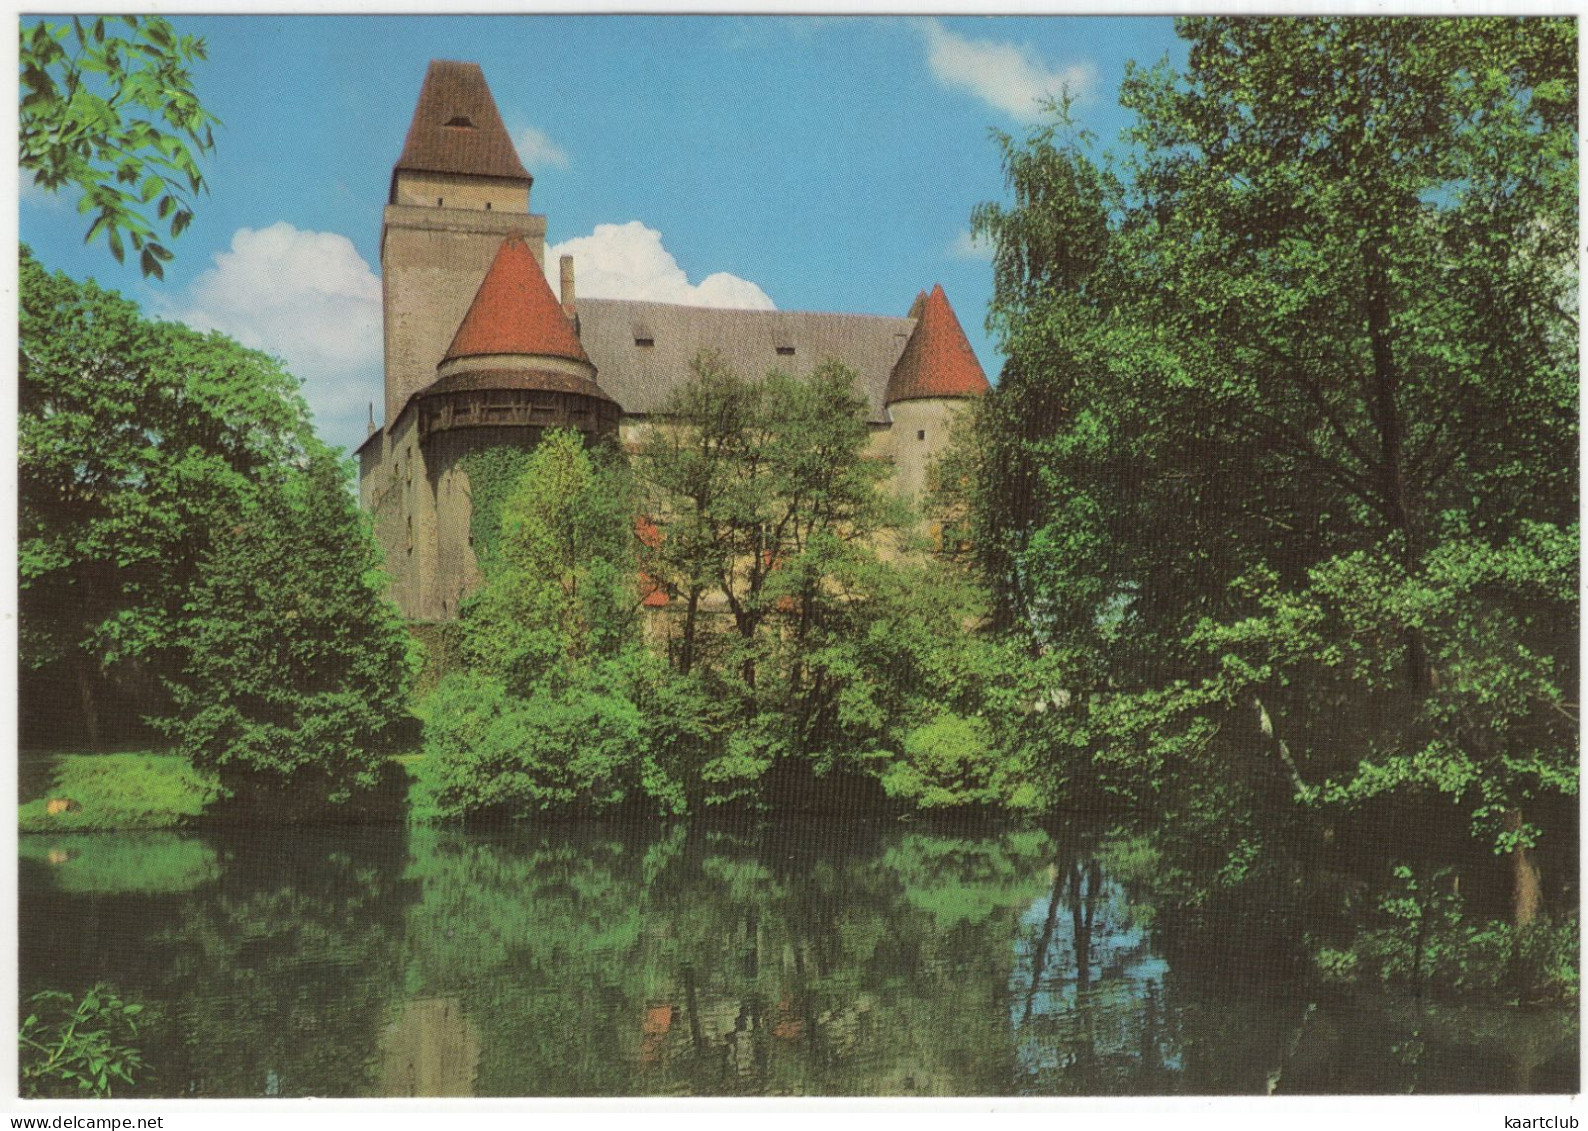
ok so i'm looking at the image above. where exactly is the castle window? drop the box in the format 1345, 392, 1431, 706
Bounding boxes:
917, 430, 926, 441
485, 202, 491, 210
444, 116, 476, 129
635, 336, 655, 348
437, 197, 444, 207
776, 345, 796, 356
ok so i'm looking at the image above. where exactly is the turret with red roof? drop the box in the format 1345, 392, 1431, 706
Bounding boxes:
412, 233, 620, 444
883, 284, 989, 511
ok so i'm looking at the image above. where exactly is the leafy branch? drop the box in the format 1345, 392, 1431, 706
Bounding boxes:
19, 16, 219, 278
18, 984, 146, 1098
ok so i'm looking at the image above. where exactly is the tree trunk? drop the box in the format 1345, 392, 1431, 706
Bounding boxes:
1021, 861, 1066, 1027
1361, 238, 1430, 696
680, 586, 701, 676
74, 652, 102, 750
1504, 808, 1543, 929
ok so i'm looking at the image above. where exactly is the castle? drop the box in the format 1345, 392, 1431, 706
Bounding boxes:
358, 61, 991, 622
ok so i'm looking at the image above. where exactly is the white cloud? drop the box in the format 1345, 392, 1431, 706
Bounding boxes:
921, 19, 1095, 121
163, 222, 383, 444
514, 126, 569, 170
950, 229, 994, 262
545, 221, 775, 310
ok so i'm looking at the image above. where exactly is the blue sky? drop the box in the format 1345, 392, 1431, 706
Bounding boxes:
21, 15, 1187, 454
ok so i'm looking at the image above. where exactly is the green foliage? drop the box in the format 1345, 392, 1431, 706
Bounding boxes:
19, 984, 145, 1098
881, 714, 1038, 810
460, 430, 639, 693
965, 17, 1577, 916
632, 354, 1021, 807
423, 431, 691, 819
458, 445, 533, 568
418, 665, 678, 820
1314, 865, 1579, 1002
19, 833, 219, 894
163, 450, 418, 812
19, 17, 219, 277
21, 249, 415, 814
429, 356, 1039, 819
20, 249, 312, 677
17, 751, 220, 832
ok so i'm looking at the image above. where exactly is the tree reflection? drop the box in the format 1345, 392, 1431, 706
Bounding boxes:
394, 822, 1055, 1095
143, 828, 416, 1097
18, 820, 1577, 1097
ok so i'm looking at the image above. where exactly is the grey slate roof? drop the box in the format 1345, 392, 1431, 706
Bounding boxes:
574, 299, 917, 423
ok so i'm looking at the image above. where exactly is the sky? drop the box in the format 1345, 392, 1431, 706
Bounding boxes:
20, 15, 1188, 455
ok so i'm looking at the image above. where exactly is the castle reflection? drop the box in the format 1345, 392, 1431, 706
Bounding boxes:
19, 821, 1577, 1096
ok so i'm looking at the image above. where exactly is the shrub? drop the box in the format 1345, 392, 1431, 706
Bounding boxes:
19, 985, 145, 1098
1312, 865, 1580, 1002
419, 667, 672, 820
880, 714, 1040, 810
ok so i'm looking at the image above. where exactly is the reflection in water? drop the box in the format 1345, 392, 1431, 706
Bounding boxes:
18, 821, 1577, 1097
379, 997, 480, 1097
1012, 854, 1180, 1093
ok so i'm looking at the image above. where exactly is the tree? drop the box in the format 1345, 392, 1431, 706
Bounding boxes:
629, 354, 757, 677
634, 355, 1032, 806
969, 18, 1576, 925
20, 247, 311, 745
459, 429, 640, 694
421, 430, 683, 819
164, 449, 418, 817
19, 17, 219, 278
636, 358, 904, 749
20, 249, 416, 815
637, 356, 902, 675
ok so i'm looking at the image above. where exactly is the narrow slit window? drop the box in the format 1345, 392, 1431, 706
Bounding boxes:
635, 336, 655, 348
776, 345, 795, 356
917, 430, 926, 441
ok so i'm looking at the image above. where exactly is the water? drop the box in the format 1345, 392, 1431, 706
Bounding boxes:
18, 821, 1578, 1097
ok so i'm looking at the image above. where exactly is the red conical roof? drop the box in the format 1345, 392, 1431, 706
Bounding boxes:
885, 284, 990, 404
444, 235, 589, 365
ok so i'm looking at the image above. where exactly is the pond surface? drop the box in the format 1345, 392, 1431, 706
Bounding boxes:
19, 821, 1578, 1097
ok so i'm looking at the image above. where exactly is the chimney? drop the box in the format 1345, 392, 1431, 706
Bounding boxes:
560, 254, 576, 317
367, 402, 377, 437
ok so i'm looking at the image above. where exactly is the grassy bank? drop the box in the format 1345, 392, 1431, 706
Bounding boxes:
18, 751, 221, 833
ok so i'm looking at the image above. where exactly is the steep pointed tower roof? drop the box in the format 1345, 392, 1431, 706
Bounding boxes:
396, 60, 531, 183
444, 235, 590, 364
885, 284, 991, 404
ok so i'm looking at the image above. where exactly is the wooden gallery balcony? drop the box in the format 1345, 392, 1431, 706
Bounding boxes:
413, 369, 622, 444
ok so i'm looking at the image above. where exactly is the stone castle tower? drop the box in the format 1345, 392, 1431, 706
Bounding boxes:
359, 60, 990, 622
